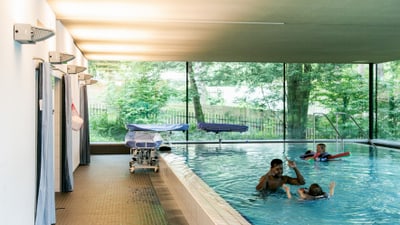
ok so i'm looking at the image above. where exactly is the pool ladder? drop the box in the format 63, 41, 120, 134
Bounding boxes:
313, 112, 368, 152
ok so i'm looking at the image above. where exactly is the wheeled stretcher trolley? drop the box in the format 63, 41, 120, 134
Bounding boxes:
125, 123, 189, 173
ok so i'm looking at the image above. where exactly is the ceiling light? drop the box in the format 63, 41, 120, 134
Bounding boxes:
78, 43, 147, 53
84, 54, 143, 61
70, 28, 150, 41
50, 2, 159, 21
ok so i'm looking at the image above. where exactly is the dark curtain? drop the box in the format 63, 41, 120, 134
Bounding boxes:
36, 63, 43, 203
61, 75, 74, 192
80, 85, 91, 165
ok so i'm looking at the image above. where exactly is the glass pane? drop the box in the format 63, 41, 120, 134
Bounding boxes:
87, 61, 187, 142
286, 63, 369, 140
187, 62, 284, 141
376, 61, 400, 141
87, 61, 370, 143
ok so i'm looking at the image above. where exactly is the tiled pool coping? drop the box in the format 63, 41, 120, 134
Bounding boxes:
159, 153, 251, 225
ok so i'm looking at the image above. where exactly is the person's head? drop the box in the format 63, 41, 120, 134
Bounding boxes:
269, 159, 283, 177
308, 183, 324, 196
316, 143, 326, 153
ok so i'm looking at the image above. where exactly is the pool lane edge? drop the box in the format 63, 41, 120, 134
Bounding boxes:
159, 153, 251, 225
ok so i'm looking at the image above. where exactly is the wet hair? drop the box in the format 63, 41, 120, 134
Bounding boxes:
270, 159, 283, 167
317, 143, 326, 150
308, 183, 324, 196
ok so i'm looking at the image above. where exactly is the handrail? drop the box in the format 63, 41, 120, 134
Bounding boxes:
335, 112, 377, 150
313, 112, 344, 152
314, 112, 376, 153
335, 112, 369, 139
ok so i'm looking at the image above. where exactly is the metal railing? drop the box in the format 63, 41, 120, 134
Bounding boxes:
313, 112, 372, 152
313, 113, 344, 152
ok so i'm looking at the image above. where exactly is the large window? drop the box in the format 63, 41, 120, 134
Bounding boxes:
87, 61, 186, 142
87, 61, 383, 143
186, 62, 284, 141
285, 63, 369, 140
376, 61, 400, 141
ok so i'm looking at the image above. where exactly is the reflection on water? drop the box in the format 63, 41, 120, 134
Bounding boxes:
172, 143, 400, 225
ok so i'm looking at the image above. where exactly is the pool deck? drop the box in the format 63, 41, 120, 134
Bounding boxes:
55, 154, 189, 225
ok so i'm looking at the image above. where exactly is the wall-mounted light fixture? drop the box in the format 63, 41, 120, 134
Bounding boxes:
49, 51, 75, 64
85, 79, 98, 85
77, 73, 97, 85
78, 73, 92, 80
14, 23, 55, 44
67, 65, 87, 74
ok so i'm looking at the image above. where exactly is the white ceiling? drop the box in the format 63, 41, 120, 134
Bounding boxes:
48, 0, 400, 63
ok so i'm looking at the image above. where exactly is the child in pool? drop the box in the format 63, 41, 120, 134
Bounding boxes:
301, 143, 331, 162
299, 150, 315, 159
283, 181, 336, 200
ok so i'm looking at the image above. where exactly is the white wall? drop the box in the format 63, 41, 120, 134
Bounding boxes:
0, 0, 86, 224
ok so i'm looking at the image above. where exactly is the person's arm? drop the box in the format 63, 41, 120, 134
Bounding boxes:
297, 188, 307, 199
282, 184, 292, 199
285, 160, 306, 185
256, 174, 268, 191
329, 181, 336, 196
313, 152, 321, 160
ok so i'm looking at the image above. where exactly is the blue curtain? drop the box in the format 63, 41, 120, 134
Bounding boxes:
61, 75, 74, 192
35, 62, 56, 225
80, 85, 90, 165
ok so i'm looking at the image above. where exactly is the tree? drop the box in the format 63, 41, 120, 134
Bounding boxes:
286, 64, 313, 139
378, 61, 400, 139
311, 64, 369, 138
88, 61, 178, 140
188, 62, 205, 123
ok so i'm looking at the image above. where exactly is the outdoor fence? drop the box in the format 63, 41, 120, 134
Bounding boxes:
89, 104, 365, 140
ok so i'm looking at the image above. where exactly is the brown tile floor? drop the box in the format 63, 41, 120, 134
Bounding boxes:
55, 155, 189, 225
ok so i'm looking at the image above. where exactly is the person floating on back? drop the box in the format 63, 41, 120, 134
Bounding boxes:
283, 181, 336, 200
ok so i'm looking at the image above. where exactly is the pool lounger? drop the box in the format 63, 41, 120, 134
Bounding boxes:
197, 122, 248, 134
125, 124, 189, 173
197, 122, 248, 147
126, 123, 189, 132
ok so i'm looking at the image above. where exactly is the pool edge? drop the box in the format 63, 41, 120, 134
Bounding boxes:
159, 153, 251, 225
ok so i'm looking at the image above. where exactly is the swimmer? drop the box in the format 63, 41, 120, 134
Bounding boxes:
297, 181, 336, 200
283, 181, 336, 200
299, 150, 315, 159
303, 143, 331, 162
256, 158, 305, 192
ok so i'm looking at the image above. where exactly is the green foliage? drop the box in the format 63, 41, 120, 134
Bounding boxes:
89, 112, 126, 142
113, 74, 172, 124
377, 61, 400, 139
88, 61, 182, 142
311, 64, 369, 115
87, 60, 400, 142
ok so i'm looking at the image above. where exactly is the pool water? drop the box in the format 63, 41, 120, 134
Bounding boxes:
173, 143, 400, 225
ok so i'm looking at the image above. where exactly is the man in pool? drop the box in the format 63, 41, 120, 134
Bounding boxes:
256, 158, 305, 192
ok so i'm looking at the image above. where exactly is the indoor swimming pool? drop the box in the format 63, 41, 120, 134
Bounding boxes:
171, 142, 400, 225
